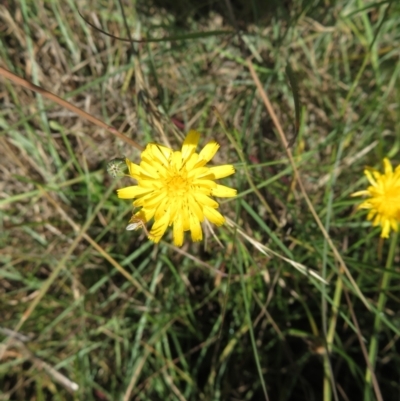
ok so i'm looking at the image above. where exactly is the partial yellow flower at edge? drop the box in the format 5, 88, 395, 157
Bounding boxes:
351, 158, 400, 238
117, 130, 237, 246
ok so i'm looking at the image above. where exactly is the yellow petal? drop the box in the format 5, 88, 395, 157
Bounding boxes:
149, 144, 171, 165
126, 159, 141, 179
381, 219, 390, 238
117, 186, 152, 199
351, 190, 369, 197
181, 130, 200, 162
188, 166, 210, 179
192, 179, 217, 190
383, 158, 393, 175
171, 151, 183, 170
188, 194, 204, 222
189, 213, 203, 242
154, 198, 169, 220
390, 219, 398, 233
143, 148, 169, 177
358, 200, 372, 210
193, 193, 219, 208
138, 207, 156, 222
169, 198, 181, 222
140, 146, 155, 163
367, 209, 376, 221
173, 213, 184, 246
211, 185, 237, 197
156, 143, 173, 160
142, 190, 166, 207
364, 170, 377, 187
137, 178, 163, 189
198, 140, 219, 162
149, 211, 170, 241
372, 170, 382, 183
186, 153, 199, 170
209, 165, 235, 179
372, 214, 381, 226
140, 161, 162, 179
195, 186, 214, 195
182, 204, 190, 231
204, 206, 225, 226
133, 198, 145, 207
133, 190, 160, 206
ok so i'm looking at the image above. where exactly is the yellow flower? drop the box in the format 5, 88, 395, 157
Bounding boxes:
117, 130, 237, 246
352, 158, 400, 238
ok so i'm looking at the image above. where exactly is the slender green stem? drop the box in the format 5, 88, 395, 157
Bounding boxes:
363, 232, 398, 401
323, 274, 343, 401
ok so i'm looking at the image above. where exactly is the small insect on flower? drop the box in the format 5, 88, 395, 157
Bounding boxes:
126, 212, 149, 236
126, 222, 142, 231
117, 130, 237, 246
107, 158, 127, 178
352, 157, 400, 238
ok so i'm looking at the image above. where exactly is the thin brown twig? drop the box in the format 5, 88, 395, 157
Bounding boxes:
0, 66, 144, 151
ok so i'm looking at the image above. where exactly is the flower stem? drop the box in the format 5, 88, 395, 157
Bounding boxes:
363, 231, 398, 400
323, 273, 343, 401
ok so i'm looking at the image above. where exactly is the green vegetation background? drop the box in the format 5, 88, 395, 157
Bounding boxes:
1, 0, 400, 400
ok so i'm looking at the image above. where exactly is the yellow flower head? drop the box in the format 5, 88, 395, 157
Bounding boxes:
117, 130, 237, 246
352, 158, 400, 238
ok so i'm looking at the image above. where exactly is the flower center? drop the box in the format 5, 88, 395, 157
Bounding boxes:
165, 173, 192, 197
